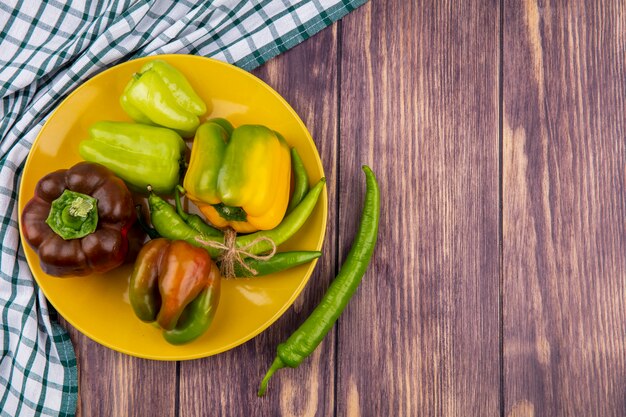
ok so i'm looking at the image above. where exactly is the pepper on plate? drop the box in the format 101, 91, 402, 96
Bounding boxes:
183, 118, 291, 233
120, 59, 207, 137
20, 162, 136, 277
129, 238, 221, 345
79, 121, 186, 194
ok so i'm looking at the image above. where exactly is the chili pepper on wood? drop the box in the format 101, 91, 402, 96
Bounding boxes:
286, 147, 309, 214
257, 165, 380, 396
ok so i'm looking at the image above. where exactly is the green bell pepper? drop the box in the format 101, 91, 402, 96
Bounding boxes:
120, 59, 208, 137
79, 121, 186, 194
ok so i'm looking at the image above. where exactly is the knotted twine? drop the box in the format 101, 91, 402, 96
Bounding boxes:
197, 228, 277, 278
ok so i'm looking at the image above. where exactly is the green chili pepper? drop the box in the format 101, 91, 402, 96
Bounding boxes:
150, 177, 326, 259
229, 251, 322, 278
175, 186, 223, 237
257, 165, 380, 397
286, 148, 309, 214
147, 187, 208, 247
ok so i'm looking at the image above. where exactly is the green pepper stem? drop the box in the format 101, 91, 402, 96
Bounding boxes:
257, 357, 286, 397
212, 203, 247, 222
174, 185, 190, 221
46, 190, 98, 240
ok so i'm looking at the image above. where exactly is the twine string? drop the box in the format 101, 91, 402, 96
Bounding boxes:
196, 228, 277, 278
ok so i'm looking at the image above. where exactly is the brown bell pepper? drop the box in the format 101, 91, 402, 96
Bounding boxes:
21, 162, 136, 277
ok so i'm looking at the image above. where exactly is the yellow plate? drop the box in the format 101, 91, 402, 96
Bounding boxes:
17, 55, 327, 360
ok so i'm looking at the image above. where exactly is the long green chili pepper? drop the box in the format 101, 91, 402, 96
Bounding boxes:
175, 186, 223, 237
286, 148, 309, 215
257, 165, 380, 397
147, 187, 208, 247
229, 251, 321, 278
149, 177, 326, 259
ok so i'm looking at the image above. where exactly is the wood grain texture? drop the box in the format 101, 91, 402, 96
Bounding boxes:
61, 318, 176, 417
177, 25, 340, 417
59, 2, 626, 416
503, 1, 626, 416
337, 1, 500, 416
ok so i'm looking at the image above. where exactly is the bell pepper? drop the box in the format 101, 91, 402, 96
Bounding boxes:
183, 119, 291, 233
120, 59, 207, 137
79, 121, 186, 194
129, 238, 221, 345
21, 162, 136, 277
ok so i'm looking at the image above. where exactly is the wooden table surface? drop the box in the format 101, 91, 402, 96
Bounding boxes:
60, 1, 626, 416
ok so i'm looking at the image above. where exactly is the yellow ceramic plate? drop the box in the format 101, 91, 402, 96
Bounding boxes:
17, 55, 327, 360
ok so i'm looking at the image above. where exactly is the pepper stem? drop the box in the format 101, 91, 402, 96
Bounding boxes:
257, 357, 286, 397
174, 185, 189, 221
68, 196, 94, 217
46, 190, 98, 240
212, 203, 247, 222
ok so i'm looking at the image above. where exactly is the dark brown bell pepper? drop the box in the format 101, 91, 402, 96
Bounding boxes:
21, 161, 136, 277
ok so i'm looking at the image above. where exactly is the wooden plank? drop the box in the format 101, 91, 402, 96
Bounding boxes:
61, 319, 176, 417
178, 27, 339, 416
503, 1, 626, 416
338, 1, 501, 416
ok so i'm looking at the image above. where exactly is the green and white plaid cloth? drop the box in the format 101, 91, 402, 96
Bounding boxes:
0, 1, 365, 415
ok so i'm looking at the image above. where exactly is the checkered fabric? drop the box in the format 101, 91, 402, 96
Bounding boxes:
0, 0, 366, 415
